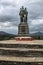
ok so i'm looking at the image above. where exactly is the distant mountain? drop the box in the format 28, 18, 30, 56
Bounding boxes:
0, 31, 10, 35
30, 32, 43, 36
0, 31, 16, 40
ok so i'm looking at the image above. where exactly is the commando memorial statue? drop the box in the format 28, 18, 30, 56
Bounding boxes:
18, 6, 29, 36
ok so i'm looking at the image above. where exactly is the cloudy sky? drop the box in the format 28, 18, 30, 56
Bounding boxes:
0, 0, 43, 34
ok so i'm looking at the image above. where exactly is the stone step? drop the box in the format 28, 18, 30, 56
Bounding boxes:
0, 44, 43, 49
0, 56, 43, 62
0, 48, 43, 57
0, 47, 43, 51
0, 61, 43, 65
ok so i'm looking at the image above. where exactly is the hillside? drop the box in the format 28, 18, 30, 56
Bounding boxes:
30, 32, 43, 40
0, 31, 16, 40
30, 32, 43, 36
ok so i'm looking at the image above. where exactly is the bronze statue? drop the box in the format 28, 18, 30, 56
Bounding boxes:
19, 6, 28, 23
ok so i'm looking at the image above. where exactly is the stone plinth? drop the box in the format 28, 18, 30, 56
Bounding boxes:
18, 22, 29, 36
15, 37, 34, 41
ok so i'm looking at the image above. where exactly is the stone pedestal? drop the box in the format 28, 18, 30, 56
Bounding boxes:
18, 22, 29, 36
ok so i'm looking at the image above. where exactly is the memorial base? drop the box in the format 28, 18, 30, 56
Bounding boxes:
15, 37, 35, 41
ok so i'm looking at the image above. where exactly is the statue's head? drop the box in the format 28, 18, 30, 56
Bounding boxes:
20, 8, 21, 10
25, 8, 27, 13
22, 6, 24, 9
25, 8, 27, 10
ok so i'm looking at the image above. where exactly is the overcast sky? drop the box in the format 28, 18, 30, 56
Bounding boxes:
0, 0, 43, 34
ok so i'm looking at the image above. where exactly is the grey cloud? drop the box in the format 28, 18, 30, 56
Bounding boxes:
0, 15, 19, 22
0, 0, 43, 34
0, 0, 19, 23
0, 0, 16, 7
28, 0, 43, 20
29, 23, 43, 33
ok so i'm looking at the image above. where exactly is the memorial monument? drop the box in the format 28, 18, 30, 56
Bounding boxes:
16, 6, 33, 41
18, 6, 29, 36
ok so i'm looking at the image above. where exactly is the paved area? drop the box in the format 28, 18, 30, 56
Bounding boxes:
0, 40, 43, 45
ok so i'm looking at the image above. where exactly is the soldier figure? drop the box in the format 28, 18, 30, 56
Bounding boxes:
19, 6, 24, 22
19, 6, 28, 23
24, 8, 28, 22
